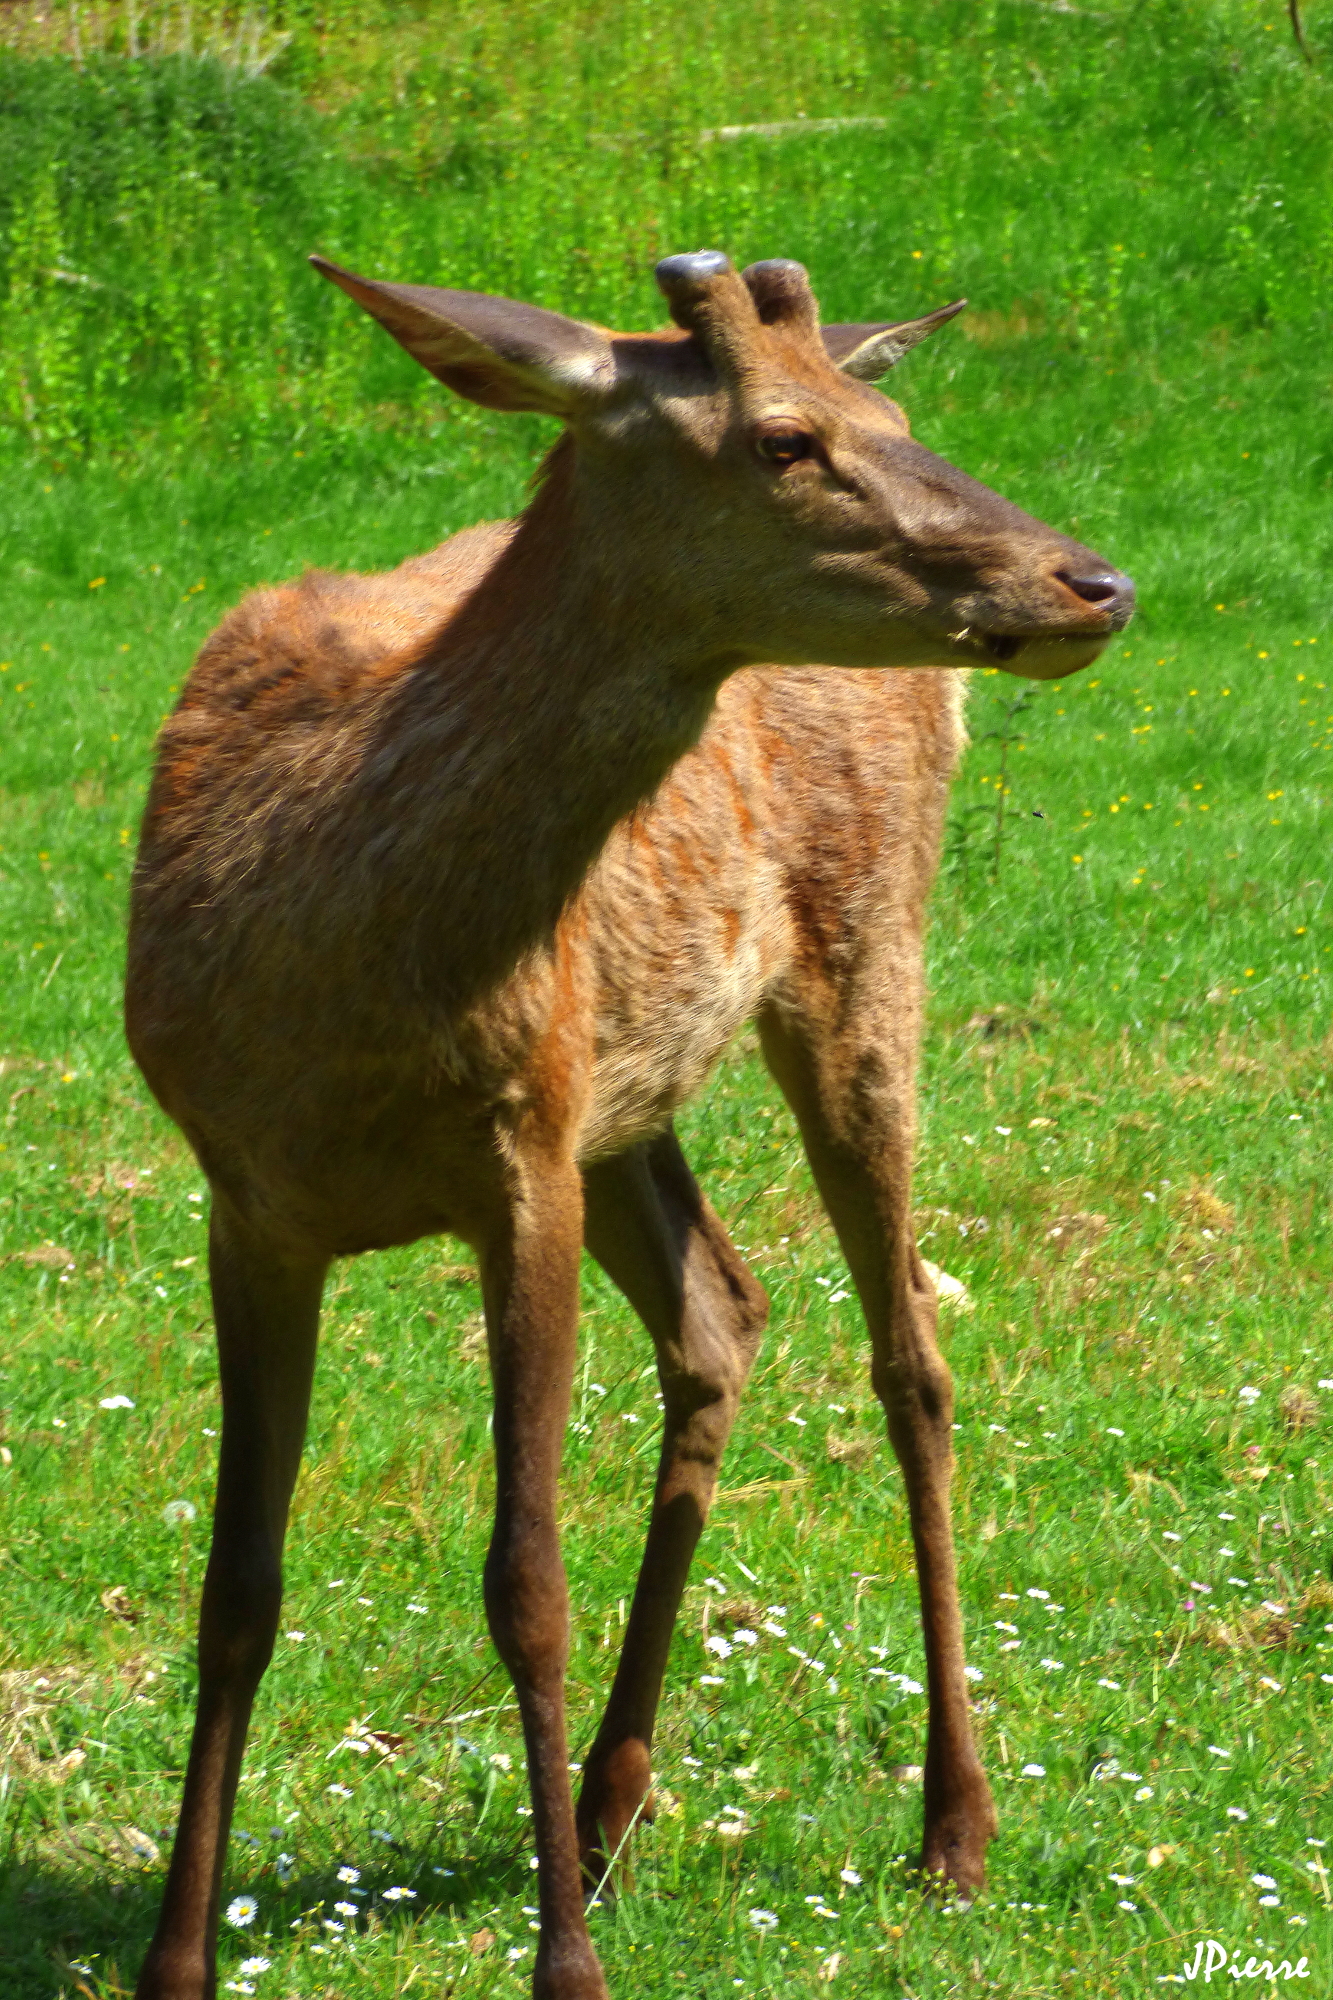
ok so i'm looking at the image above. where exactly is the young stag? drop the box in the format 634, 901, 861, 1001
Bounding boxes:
126, 249, 1133, 2000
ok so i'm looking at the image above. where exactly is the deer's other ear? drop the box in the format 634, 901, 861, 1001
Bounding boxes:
310, 256, 616, 416
823, 299, 967, 381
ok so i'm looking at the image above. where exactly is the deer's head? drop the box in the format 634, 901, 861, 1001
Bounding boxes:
312, 250, 1133, 683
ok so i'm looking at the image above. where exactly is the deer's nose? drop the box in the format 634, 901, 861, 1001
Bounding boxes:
1055, 565, 1136, 625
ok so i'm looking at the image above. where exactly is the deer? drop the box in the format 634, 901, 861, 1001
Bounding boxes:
124, 247, 1133, 2000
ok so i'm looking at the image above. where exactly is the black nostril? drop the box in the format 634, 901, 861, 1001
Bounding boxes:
1056, 568, 1125, 607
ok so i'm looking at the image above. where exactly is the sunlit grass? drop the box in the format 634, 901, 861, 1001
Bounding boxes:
2, 0, 1332, 486
2, 469, 1332, 1990
3, 0, 1333, 1994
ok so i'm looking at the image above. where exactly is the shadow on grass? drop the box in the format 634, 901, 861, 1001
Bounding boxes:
0, 1844, 535, 1997
0, 1860, 162, 1998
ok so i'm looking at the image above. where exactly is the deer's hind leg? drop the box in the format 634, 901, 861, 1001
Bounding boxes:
759, 1004, 996, 1899
136, 1198, 326, 2000
576, 1126, 768, 1889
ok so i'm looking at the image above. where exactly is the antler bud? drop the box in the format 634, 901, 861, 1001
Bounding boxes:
653, 250, 764, 378
740, 259, 821, 340
654, 250, 735, 326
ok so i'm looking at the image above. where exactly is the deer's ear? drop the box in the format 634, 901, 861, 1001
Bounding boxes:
310, 256, 616, 416
823, 299, 967, 381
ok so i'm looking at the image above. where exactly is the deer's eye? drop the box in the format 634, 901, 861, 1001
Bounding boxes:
756, 428, 815, 467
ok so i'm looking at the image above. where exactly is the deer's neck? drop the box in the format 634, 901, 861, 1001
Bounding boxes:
360, 461, 732, 1013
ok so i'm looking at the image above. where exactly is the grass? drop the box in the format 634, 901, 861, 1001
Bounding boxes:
2, 0, 1333, 476
3, 0, 1333, 1995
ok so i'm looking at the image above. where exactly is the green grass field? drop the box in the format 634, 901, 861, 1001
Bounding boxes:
3, 2, 1333, 1995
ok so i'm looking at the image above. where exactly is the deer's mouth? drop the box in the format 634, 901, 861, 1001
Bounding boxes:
946, 624, 1110, 682
944, 626, 1027, 665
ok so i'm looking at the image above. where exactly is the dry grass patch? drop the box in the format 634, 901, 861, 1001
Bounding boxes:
1175, 1182, 1236, 1234
1202, 1580, 1333, 1660
1044, 1211, 1110, 1257
0, 1655, 161, 1781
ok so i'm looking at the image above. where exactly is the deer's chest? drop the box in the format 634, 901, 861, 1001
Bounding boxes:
571, 825, 792, 1162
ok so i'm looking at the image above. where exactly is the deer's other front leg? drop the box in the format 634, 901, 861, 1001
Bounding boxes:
576, 1128, 767, 1887
136, 1200, 326, 2000
760, 1008, 996, 1899
481, 1158, 607, 2000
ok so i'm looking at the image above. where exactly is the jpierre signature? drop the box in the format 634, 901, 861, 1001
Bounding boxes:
1174, 1939, 1311, 1983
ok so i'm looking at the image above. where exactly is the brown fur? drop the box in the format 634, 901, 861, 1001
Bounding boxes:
126, 253, 1130, 2000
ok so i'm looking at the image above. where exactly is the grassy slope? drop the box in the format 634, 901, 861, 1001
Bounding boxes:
3, 2, 1333, 1996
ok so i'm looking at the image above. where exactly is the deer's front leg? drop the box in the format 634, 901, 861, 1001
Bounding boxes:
481, 1158, 608, 2000
760, 1008, 996, 1899
136, 1200, 326, 2000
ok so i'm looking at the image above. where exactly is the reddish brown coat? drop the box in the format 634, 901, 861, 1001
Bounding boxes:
127, 250, 1130, 2000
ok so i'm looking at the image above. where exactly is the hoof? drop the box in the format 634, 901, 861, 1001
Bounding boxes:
576, 1740, 654, 1897
917, 1811, 996, 1902
532, 1937, 611, 2000
914, 1849, 987, 1902
916, 1763, 997, 1900
134, 1945, 212, 2000
577, 1789, 654, 1900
